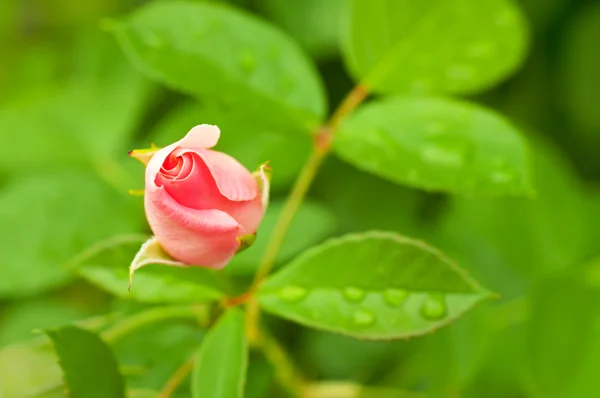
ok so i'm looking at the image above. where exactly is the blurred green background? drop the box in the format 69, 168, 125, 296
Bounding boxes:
1, 0, 600, 397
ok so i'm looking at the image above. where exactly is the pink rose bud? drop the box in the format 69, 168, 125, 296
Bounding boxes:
134, 125, 268, 269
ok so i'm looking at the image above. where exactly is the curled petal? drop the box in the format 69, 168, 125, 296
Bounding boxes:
179, 124, 221, 149
196, 149, 258, 202
145, 187, 243, 268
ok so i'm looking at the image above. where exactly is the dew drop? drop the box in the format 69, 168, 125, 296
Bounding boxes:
352, 309, 375, 326
343, 287, 366, 303
384, 288, 409, 307
278, 285, 307, 302
420, 294, 447, 320
421, 144, 465, 167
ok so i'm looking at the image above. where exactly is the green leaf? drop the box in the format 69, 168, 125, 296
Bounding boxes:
0, 298, 87, 346
112, 0, 326, 130
559, 3, 600, 131
45, 325, 125, 398
334, 96, 532, 196
0, 172, 141, 298
0, 34, 149, 171
433, 138, 600, 294
257, 231, 492, 340
226, 200, 337, 274
341, 0, 529, 95
192, 308, 247, 398
148, 101, 311, 191
0, 343, 63, 398
526, 277, 598, 398
76, 236, 226, 304
257, 0, 346, 60
113, 321, 204, 393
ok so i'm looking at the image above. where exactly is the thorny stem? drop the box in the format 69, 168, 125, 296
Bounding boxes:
252, 83, 369, 287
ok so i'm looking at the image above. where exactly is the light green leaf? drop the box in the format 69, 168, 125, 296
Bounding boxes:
0, 344, 63, 398
192, 308, 247, 398
45, 325, 125, 398
257, 231, 492, 340
0, 34, 149, 171
148, 101, 311, 191
112, 0, 326, 130
226, 200, 337, 274
0, 298, 87, 346
342, 0, 529, 95
0, 172, 141, 298
76, 236, 226, 304
334, 97, 532, 196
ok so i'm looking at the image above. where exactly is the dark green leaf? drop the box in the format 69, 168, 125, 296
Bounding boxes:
334, 97, 532, 196
342, 0, 529, 95
113, 0, 326, 130
75, 237, 226, 304
559, 3, 600, 130
258, 231, 492, 340
114, 321, 204, 393
45, 325, 125, 398
192, 308, 247, 398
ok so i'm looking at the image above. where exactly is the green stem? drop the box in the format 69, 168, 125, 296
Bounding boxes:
252, 83, 369, 286
101, 305, 208, 343
259, 327, 306, 398
253, 149, 327, 285
158, 357, 195, 398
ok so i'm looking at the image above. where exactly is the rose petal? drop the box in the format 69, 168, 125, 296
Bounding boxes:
196, 149, 258, 202
179, 124, 221, 149
144, 186, 242, 268
160, 151, 264, 232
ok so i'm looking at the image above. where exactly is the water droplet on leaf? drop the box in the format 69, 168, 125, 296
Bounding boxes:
421, 144, 465, 167
384, 288, 409, 307
352, 309, 375, 326
343, 287, 366, 303
278, 285, 307, 302
420, 294, 447, 320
